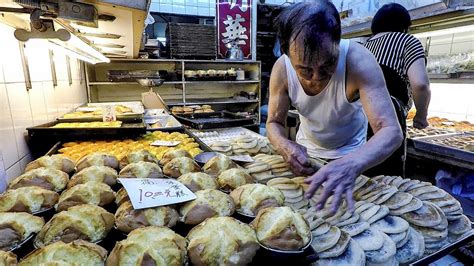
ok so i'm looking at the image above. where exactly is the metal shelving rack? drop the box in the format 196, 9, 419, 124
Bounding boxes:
85, 59, 262, 125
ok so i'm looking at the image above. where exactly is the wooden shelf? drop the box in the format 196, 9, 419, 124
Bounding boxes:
89, 80, 260, 86
184, 80, 259, 84
167, 98, 259, 105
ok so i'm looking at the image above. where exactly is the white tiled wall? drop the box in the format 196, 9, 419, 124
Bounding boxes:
428, 83, 474, 123
0, 22, 87, 183
150, 0, 216, 16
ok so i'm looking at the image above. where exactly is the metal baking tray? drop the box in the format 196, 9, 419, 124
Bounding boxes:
57, 114, 143, 123
412, 133, 474, 163
44, 128, 212, 156
411, 230, 474, 265
27, 121, 147, 142
174, 111, 255, 130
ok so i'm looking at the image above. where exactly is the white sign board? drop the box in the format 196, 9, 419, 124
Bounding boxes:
118, 178, 196, 209
102, 105, 116, 122
150, 140, 181, 147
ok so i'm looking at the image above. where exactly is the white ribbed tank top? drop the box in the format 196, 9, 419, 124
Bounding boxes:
284, 39, 368, 159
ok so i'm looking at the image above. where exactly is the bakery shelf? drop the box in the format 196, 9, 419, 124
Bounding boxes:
183, 80, 259, 84
167, 98, 259, 106
88, 81, 183, 85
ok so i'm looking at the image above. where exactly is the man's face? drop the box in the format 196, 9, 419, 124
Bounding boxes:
288, 34, 339, 92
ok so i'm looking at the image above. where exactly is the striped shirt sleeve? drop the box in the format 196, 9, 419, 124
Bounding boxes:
403, 35, 426, 73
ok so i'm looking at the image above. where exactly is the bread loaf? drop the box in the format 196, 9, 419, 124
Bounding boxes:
0, 187, 58, 213
115, 201, 179, 233
34, 204, 114, 247
25, 155, 75, 174
187, 217, 259, 265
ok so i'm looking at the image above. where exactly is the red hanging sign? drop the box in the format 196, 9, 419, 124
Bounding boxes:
217, 0, 252, 59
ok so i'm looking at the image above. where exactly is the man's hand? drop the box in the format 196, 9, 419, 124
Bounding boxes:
280, 141, 314, 176
413, 113, 429, 129
304, 157, 361, 214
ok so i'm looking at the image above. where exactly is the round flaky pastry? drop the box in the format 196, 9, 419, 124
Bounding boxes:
230, 184, 285, 216
177, 172, 218, 192
107, 226, 187, 266
21, 240, 107, 265
114, 201, 179, 233
179, 189, 235, 225
217, 168, 254, 191
251, 206, 311, 251
187, 217, 259, 266
34, 204, 114, 247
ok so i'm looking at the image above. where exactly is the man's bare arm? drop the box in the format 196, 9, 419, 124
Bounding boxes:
267, 57, 313, 175
305, 43, 403, 213
347, 42, 404, 172
407, 58, 431, 129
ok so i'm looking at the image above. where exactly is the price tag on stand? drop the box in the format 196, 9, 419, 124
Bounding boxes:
150, 140, 181, 147
118, 178, 196, 209
102, 105, 116, 122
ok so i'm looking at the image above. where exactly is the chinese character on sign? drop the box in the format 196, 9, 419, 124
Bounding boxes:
222, 14, 248, 46
217, 0, 252, 59
228, 0, 248, 12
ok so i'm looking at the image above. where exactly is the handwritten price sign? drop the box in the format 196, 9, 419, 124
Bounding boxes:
118, 178, 196, 209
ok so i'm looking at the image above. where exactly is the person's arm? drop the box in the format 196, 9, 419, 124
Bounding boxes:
407, 58, 431, 129
305, 43, 403, 213
266, 57, 314, 176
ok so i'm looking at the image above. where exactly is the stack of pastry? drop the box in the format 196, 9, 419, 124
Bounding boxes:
267, 178, 308, 210
374, 175, 471, 243
209, 136, 275, 156
208, 141, 233, 156
231, 136, 263, 156
244, 155, 294, 183
171, 105, 214, 115
352, 176, 447, 257
300, 209, 365, 265
243, 161, 272, 182
254, 154, 293, 177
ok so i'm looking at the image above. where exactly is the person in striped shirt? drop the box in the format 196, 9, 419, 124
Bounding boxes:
364, 3, 431, 177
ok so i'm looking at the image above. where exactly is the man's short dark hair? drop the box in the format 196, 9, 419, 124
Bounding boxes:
274, 1, 341, 61
371, 3, 411, 34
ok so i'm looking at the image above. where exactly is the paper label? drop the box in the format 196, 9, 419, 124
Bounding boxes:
102, 105, 116, 122
118, 178, 196, 209
150, 140, 181, 147
229, 155, 254, 163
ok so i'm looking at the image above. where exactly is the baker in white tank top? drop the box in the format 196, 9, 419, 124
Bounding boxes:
268, 2, 403, 214
284, 39, 367, 159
